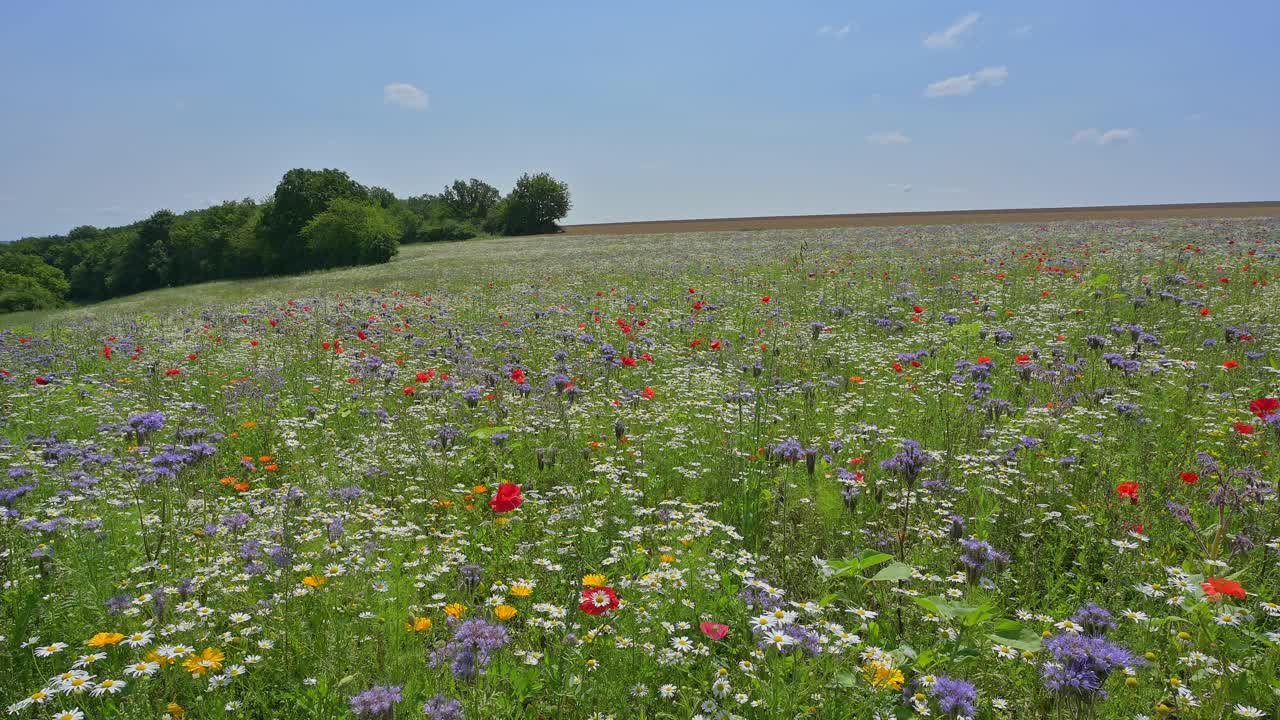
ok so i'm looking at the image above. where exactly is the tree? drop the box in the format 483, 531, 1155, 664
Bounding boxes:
440, 179, 500, 223
0, 253, 70, 300
300, 198, 400, 269
258, 169, 370, 273
0, 271, 62, 312
108, 210, 173, 294
491, 172, 571, 235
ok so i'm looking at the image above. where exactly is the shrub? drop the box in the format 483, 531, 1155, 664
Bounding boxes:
300, 198, 400, 269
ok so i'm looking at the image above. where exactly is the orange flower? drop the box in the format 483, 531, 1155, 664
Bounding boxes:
87, 632, 124, 647
233, 482, 251, 492
303, 575, 327, 588
405, 616, 432, 632
258, 455, 272, 462
263, 464, 278, 472
241, 421, 258, 429
182, 647, 225, 675
219, 477, 236, 486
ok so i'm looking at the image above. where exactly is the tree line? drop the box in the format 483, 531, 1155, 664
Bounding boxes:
0, 169, 571, 312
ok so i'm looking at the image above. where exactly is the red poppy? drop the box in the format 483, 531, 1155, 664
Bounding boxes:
642, 387, 655, 399
579, 586, 619, 615
1115, 482, 1139, 504
640, 353, 653, 362
34, 376, 49, 386
761, 296, 771, 304
1234, 423, 1255, 435
1222, 360, 1239, 369
1200, 577, 1246, 601
621, 356, 636, 367
511, 368, 526, 384
489, 483, 523, 513
699, 622, 730, 641
102, 346, 113, 359
709, 340, 722, 351
1199, 308, 1211, 316
1015, 354, 1031, 364
976, 356, 992, 364
416, 372, 431, 383
165, 368, 181, 376
403, 386, 414, 396
187, 353, 198, 361
1248, 397, 1279, 418
1179, 471, 1199, 485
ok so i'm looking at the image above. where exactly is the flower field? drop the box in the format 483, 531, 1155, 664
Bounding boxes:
2, 217, 1279, 719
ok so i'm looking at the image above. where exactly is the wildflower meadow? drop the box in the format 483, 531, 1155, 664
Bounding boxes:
2, 218, 1279, 720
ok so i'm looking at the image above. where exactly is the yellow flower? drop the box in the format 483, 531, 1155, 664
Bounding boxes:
659, 554, 676, 564
146, 649, 176, 667
582, 574, 607, 588
87, 632, 124, 647
182, 647, 225, 675
404, 616, 432, 632
495, 605, 518, 621
510, 584, 533, 598
472, 484, 488, 494
167, 702, 185, 718
863, 661, 904, 691
495, 516, 510, 526
302, 575, 327, 588
444, 603, 466, 618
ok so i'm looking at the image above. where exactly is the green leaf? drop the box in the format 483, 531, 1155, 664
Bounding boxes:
867, 561, 915, 582
469, 425, 511, 440
987, 620, 1042, 652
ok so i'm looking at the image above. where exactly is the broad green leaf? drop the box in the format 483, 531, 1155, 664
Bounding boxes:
867, 561, 915, 582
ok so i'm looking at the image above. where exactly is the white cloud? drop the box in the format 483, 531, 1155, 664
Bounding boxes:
974, 66, 1008, 84
1072, 127, 1137, 145
887, 183, 913, 193
384, 82, 428, 110
924, 66, 1007, 97
866, 130, 911, 145
817, 23, 854, 39
1072, 128, 1100, 143
1010, 24, 1033, 37
925, 12, 980, 49
1098, 128, 1137, 145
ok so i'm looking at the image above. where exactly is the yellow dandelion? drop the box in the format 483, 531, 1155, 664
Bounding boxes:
510, 584, 533, 598
582, 574, 607, 588
444, 603, 466, 618
495, 605, 518, 621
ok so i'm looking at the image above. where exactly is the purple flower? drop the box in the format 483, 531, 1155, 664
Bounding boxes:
431, 619, 509, 680
880, 440, 931, 484
423, 694, 465, 720
349, 685, 403, 719
1071, 602, 1116, 637
930, 676, 977, 719
958, 538, 1008, 582
1041, 632, 1141, 700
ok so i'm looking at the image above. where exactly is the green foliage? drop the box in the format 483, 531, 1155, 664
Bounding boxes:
0, 168, 570, 312
489, 172, 571, 235
259, 168, 370, 274
440, 178, 500, 223
0, 270, 62, 311
300, 198, 400, 268
0, 252, 69, 299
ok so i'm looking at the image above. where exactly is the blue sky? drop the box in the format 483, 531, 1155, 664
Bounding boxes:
2, 1, 1278, 239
